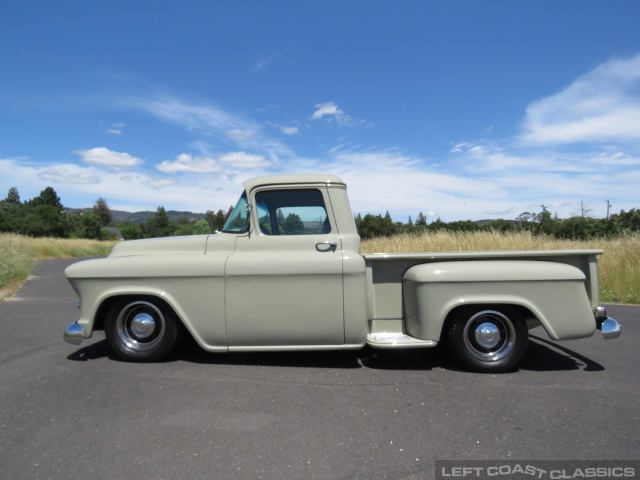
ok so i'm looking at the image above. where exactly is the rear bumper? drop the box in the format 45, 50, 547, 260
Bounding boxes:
595, 306, 621, 339
63, 322, 85, 345
597, 317, 621, 339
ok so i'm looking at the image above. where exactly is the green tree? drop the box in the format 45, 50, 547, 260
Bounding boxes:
611, 208, 640, 232
78, 212, 103, 239
483, 219, 515, 233
0, 201, 26, 233
192, 218, 211, 235
215, 209, 226, 231
119, 223, 143, 240
205, 210, 216, 232
173, 223, 194, 236
24, 205, 70, 237
537, 206, 555, 235
146, 206, 174, 238
5, 187, 20, 204
92, 197, 112, 227
356, 213, 398, 239
30, 186, 63, 212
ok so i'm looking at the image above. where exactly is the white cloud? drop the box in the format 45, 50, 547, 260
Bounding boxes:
156, 151, 269, 174
75, 147, 143, 170
219, 152, 269, 169
521, 53, 640, 144
156, 154, 222, 174
132, 95, 300, 164
137, 97, 250, 134
316, 137, 640, 221
280, 126, 299, 135
227, 129, 256, 142
598, 151, 640, 166
145, 179, 174, 189
106, 122, 125, 135
311, 102, 341, 120
38, 164, 101, 184
311, 102, 365, 127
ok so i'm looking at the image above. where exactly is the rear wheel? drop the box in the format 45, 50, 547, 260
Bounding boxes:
105, 298, 183, 362
446, 306, 528, 373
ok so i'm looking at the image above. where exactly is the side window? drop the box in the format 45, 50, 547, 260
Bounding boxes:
255, 189, 331, 236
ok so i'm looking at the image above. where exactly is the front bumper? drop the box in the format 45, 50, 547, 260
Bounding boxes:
595, 306, 621, 339
63, 322, 85, 345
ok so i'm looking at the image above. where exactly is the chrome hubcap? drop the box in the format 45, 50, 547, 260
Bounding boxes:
463, 310, 515, 363
474, 322, 501, 349
130, 313, 156, 339
115, 301, 166, 352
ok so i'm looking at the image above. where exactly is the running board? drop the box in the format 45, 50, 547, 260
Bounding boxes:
366, 333, 437, 349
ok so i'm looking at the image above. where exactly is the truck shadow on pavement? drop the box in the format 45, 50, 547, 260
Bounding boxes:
67, 334, 604, 372
522, 335, 604, 372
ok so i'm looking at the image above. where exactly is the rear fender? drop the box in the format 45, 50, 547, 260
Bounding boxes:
403, 260, 596, 342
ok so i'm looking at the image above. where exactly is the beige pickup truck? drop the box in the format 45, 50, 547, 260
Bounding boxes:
63, 174, 621, 372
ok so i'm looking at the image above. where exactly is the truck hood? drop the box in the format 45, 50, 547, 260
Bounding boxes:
66, 234, 236, 281
109, 235, 210, 257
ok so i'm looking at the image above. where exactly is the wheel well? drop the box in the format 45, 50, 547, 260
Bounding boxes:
94, 295, 180, 331
443, 303, 539, 335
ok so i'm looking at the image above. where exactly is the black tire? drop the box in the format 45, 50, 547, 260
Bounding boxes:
105, 297, 183, 362
446, 306, 528, 373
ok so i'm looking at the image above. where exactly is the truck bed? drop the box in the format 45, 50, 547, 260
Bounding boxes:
363, 249, 602, 322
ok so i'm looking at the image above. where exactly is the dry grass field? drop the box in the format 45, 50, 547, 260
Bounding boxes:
0, 233, 116, 298
1, 231, 638, 304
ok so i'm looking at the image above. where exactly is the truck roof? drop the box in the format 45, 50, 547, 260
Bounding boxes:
243, 174, 346, 192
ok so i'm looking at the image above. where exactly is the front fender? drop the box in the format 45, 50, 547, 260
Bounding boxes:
403, 260, 596, 341
65, 253, 230, 351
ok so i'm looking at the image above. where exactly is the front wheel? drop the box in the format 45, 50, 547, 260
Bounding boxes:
105, 298, 183, 362
446, 306, 528, 373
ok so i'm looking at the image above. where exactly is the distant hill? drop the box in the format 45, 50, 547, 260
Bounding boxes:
66, 208, 208, 225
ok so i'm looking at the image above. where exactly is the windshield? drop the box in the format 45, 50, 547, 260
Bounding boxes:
221, 192, 250, 233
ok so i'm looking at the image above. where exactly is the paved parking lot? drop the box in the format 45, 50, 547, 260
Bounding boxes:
1, 259, 638, 480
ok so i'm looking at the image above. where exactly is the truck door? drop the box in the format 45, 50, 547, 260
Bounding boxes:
224, 186, 345, 347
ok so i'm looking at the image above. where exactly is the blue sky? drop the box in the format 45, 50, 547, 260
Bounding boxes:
1, 1, 639, 222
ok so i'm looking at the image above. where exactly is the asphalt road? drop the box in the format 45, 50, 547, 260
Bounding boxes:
0, 258, 638, 480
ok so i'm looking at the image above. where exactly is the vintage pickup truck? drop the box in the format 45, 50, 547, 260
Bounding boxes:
63, 174, 621, 372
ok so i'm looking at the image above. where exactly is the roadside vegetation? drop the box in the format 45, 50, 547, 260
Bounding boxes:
0, 233, 116, 299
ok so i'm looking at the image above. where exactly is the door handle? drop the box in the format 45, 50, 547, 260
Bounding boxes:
316, 241, 337, 251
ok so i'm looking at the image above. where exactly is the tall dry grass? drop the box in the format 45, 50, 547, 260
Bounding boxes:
0, 233, 116, 296
362, 230, 640, 304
